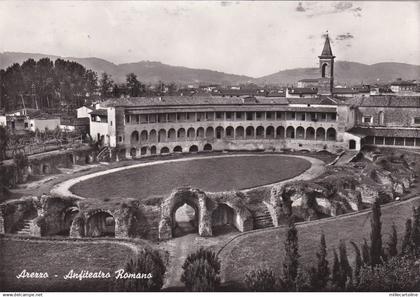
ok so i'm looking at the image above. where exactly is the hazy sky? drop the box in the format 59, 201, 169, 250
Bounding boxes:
0, 1, 419, 77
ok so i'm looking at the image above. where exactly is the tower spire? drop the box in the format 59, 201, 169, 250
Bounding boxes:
319, 32, 334, 57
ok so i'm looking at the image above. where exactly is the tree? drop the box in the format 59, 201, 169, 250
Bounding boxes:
387, 223, 398, 258
311, 233, 330, 290
338, 240, 352, 290
361, 239, 371, 266
126, 73, 144, 97
281, 219, 300, 291
370, 200, 383, 266
350, 241, 362, 286
0, 126, 8, 161
112, 248, 166, 291
410, 206, 420, 256
401, 218, 413, 255
181, 248, 221, 292
331, 249, 340, 290
100, 72, 114, 98
245, 268, 278, 291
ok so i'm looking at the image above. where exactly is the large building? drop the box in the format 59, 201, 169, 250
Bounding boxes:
90, 35, 420, 158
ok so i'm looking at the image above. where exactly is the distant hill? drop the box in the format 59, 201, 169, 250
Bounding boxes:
0, 52, 252, 85
1, 52, 419, 86
256, 61, 420, 85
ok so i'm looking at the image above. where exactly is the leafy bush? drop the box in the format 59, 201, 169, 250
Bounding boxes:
112, 248, 166, 292
181, 248, 221, 291
245, 268, 277, 291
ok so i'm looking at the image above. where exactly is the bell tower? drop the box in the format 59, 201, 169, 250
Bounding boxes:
318, 33, 335, 96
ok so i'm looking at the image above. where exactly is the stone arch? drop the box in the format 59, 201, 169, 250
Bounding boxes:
150, 145, 157, 155
85, 210, 115, 237
158, 129, 166, 143
225, 126, 234, 139
215, 126, 224, 139
187, 127, 195, 140
131, 130, 139, 145
316, 127, 326, 141
286, 126, 295, 139
177, 128, 186, 140
159, 188, 211, 240
189, 145, 199, 153
327, 127, 336, 141
203, 143, 212, 151
379, 111, 385, 126
61, 206, 79, 236
235, 126, 244, 139
246, 126, 255, 139
140, 130, 148, 142
140, 146, 148, 155
306, 127, 315, 140
196, 127, 205, 139
130, 148, 137, 158
149, 129, 157, 143
173, 203, 198, 237
173, 146, 183, 153
161, 147, 170, 154
168, 128, 176, 141
276, 126, 285, 139
256, 126, 264, 139
296, 126, 305, 139
211, 203, 236, 235
42, 163, 51, 174
321, 63, 328, 78
266, 126, 275, 139
206, 127, 214, 139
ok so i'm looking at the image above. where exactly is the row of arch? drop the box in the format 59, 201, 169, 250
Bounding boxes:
130, 126, 337, 144
130, 143, 213, 157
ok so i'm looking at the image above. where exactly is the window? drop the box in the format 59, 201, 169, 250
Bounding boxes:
24, 123, 28, 128
363, 116, 373, 124
246, 112, 253, 121
414, 117, 420, 125
110, 121, 113, 126
118, 136, 123, 142
226, 112, 232, 120
236, 112, 242, 120
266, 112, 273, 120
331, 113, 337, 121
125, 115, 130, 123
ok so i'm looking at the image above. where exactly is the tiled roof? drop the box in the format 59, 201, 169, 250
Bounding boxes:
349, 127, 420, 138
346, 96, 420, 108
333, 88, 358, 94
298, 78, 319, 82
89, 109, 108, 116
288, 96, 338, 105
102, 95, 290, 108
288, 87, 318, 94
391, 81, 416, 86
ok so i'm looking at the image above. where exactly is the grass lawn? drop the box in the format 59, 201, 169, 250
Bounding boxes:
218, 196, 420, 288
0, 239, 137, 291
71, 155, 311, 202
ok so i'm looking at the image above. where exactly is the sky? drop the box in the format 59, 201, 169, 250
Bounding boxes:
0, 1, 419, 77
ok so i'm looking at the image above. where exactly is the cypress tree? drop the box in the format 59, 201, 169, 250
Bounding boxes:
401, 218, 413, 255
361, 239, 371, 266
387, 223, 398, 258
281, 218, 300, 291
410, 206, 420, 256
331, 249, 340, 290
338, 240, 352, 290
370, 200, 383, 266
350, 241, 362, 286
314, 233, 330, 290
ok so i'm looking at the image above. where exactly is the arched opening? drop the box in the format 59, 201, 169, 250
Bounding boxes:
150, 146, 157, 155
86, 211, 115, 237
149, 129, 157, 143
235, 126, 244, 139
379, 111, 385, 126
173, 203, 198, 237
160, 147, 170, 154
276, 126, 285, 139
321, 63, 328, 78
206, 127, 214, 139
196, 127, 205, 139
256, 126, 264, 139
225, 126, 234, 139
316, 127, 326, 141
42, 164, 50, 174
203, 143, 212, 151
349, 140, 356, 150
286, 126, 295, 139
296, 126, 305, 139
68, 154, 74, 165
189, 145, 199, 153
131, 131, 139, 145
61, 207, 79, 236
140, 130, 148, 142
306, 127, 315, 140
158, 129, 166, 143
177, 128, 186, 140
173, 146, 183, 153
246, 126, 255, 139
211, 204, 236, 236
140, 147, 148, 155
187, 128, 195, 140
215, 126, 224, 139
130, 147, 137, 158
168, 129, 176, 141
266, 126, 275, 139
327, 128, 336, 141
